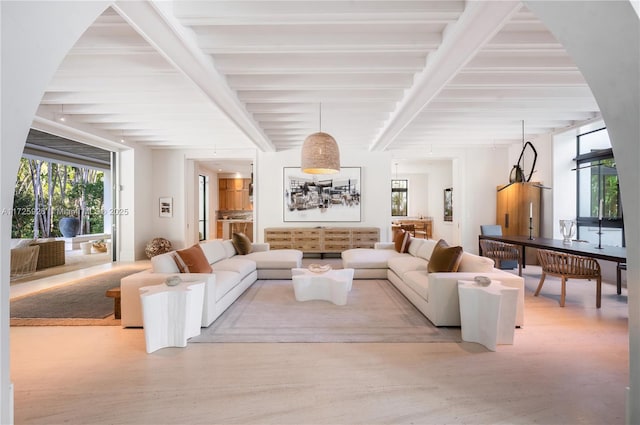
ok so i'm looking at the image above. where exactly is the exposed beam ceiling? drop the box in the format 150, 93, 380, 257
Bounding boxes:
32, 1, 600, 165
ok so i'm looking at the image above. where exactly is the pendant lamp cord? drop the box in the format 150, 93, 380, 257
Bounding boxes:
319, 102, 322, 132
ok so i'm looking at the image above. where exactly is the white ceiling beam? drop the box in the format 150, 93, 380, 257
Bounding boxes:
194, 27, 442, 54
173, 1, 465, 25
437, 87, 594, 99
449, 71, 587, 87
466, 52, 578, 70
41, 91, 210, 104
113, 0, 274, 151
226, 74, 414, 90
422, 99, 598, 111
213, 52, 427, 74
414, 109, 597, 121
237, 89, 403, 102
245, 102, 393, 113
370, 1, 523, 151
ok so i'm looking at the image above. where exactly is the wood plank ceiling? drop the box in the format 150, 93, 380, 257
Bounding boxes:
33, 1, 600, 157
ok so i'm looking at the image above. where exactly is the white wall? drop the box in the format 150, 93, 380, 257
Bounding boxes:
458, 146, 513, 253
256, 148, 391, 242
423, 161, 453, 243
0, 2, 112, 422
196, 163, 219, 241
405, 172, 428, 218
150, 150, 190, 250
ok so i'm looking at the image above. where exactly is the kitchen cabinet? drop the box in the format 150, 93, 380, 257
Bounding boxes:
218, 178, 252, 211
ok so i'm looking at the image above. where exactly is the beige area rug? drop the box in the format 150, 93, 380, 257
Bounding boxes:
191, 279, 461, 343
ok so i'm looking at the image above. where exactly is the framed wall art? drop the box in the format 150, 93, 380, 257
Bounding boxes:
444, 188, 453, 222
283, 167, 361, 222
159, 197, 173, 218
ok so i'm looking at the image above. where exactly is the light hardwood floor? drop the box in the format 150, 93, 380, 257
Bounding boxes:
10, 261, 629, 424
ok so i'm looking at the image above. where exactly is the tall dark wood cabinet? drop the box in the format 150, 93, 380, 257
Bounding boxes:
496, 182, 542, 237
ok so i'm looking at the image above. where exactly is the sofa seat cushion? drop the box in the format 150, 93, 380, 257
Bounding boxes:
387, 255, 429, 277
214, 258, 256, 277
342, 248, 402, 269
242, 249, 302, 269
212, 270, 242, 301
403, 270, 430, 301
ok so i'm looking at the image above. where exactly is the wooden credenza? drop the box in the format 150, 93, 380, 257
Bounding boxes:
264, 227, 379, 253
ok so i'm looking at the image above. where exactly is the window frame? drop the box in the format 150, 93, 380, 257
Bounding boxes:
575, 128, 624, 246
391, 179, 408, 217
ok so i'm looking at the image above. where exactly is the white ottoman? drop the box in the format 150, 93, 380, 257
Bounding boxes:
291, 268, 355, 305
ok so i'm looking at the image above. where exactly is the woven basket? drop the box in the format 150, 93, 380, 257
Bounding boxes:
92, 242, 108, 253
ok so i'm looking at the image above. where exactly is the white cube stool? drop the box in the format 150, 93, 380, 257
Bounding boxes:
457, 279, 518, 351
139, 281, 205, 353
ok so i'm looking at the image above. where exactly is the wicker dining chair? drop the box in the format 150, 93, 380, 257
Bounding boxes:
535, 249, 602, 308
479, 239, 522, 276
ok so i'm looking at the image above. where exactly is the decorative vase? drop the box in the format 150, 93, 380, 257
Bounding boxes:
59, 217, 80, 237
559, 220, 576, 245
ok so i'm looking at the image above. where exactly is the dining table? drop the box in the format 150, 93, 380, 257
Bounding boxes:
478, 234, 627, 293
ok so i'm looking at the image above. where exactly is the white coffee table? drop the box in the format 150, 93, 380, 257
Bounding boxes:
139, 281, 205, 353
457, 279, 519, 351
291, 268, 355, 305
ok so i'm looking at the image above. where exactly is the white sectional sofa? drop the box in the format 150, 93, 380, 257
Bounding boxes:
121, 239, 302, 328
342, 238, 525, 327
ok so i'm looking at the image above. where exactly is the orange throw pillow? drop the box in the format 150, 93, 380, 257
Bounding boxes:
427, 239, 463, 273
393, 229, 411, 253
174, 244, 212, 273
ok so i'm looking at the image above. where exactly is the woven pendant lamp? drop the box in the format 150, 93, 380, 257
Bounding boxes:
301, 104, 340, 174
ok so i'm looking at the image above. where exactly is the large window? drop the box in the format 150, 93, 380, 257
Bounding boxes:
575, 128, 624, 246
391, 179, 408, 216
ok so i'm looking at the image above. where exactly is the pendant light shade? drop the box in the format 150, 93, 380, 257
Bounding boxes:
301, 103, 340, 174
301, 132, 340, 174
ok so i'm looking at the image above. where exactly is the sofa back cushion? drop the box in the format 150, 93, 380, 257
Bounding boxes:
174, 244, 213, 273
223, 240, 237, 258
458, 251, 495, 273
200, 240, 227, 264
416, 239, 438, 261
407, 238, 425, 257
427, 239, 463, 273
151, 252, 180, 273
393, 230, 411, 253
